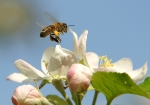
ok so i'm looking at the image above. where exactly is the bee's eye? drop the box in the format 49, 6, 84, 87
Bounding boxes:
63, 23, 67, 27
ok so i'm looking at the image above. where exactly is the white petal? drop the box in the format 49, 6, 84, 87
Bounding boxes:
127, 62, 148, 82
69, 28, 78, 56
81, 53, 94, 72
86, 52, 99, 68
78, 30, 88, 59
14, 59, 46, 80
6, 73, 32, 83
50, 65, 70, 76
109, 58, 133, 73
41, 47, 55, 74
48, 45, 78, 76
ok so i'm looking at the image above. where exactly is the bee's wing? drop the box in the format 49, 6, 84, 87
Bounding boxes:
36, 22, 46, 29
44, 12, 58, 23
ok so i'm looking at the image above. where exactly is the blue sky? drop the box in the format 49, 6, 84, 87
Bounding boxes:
1, 1, 150, 105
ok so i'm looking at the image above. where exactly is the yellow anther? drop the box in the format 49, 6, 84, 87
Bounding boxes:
99, 55, 114, 67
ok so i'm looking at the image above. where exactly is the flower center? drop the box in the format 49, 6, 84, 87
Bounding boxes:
100, 55, 113, 67
43, 60, 65, 79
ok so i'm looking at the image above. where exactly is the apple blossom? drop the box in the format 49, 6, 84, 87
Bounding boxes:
11, 84, 50, 105
41, 29, 97, 93
95, 56, 148, 83
41, 45, 78, 79
41, 29, 95, 80
67, 64, 93, 92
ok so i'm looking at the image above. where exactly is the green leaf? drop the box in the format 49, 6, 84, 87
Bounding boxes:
138, 77, 150, 96
92, 72, 150, 105
46, 95, 68, 105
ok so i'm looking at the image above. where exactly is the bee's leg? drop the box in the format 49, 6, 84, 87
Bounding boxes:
50, 34, 59, 43
50, 33, 55, 36
56, 36, 61, 43
50, 35, 54, 42
56, 38, 60, 43
50, 33, 61, 43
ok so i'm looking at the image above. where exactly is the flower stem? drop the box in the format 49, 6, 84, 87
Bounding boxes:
52, 79, 73, 105
92, 90, 99, 105
63, 94, 73, 105
77, 94, 82, 105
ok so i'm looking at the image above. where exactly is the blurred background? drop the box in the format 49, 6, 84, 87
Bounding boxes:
1, 0, 150, 105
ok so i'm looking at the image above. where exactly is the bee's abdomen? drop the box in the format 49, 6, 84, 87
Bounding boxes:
40, 25, 54, 37
40, 31, 47, 37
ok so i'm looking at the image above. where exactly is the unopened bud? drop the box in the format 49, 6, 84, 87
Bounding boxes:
67, 64, 93, 93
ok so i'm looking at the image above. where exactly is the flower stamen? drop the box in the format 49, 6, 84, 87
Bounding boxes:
43, 60, 49, 69
43, 60, 52, 75
100, 55, 113, 67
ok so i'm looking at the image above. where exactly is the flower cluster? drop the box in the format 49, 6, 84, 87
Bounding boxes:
7, 28, 148, 105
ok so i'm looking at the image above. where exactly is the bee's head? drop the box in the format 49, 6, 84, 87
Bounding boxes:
63, 23, 67, 27
62, 23, 68, 32
62, 23, 74, 33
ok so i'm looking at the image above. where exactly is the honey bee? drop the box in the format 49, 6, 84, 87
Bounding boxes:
38, 14, 74, 43
40, 22, 68, 43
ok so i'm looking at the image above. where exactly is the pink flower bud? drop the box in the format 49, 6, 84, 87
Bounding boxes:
11, 85, 50, 105
67, 64, 93, 93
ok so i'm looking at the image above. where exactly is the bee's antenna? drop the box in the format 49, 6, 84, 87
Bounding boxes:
67, 25, 75, 27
